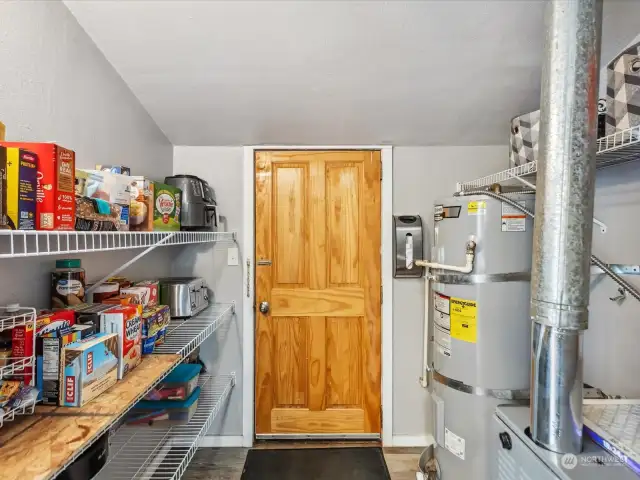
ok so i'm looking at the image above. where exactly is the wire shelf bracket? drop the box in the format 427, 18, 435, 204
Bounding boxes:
94, 374, 235, 480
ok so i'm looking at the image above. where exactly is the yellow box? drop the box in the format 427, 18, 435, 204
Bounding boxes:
0, 122, 5, 141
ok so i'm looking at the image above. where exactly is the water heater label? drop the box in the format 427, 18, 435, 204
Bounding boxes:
450, 297, 477, 343
445, 428, 465, 460
434, 311, 450, 330
501, 201, 527, 232
467, 200, 486, 215
435, 324, 451, 357
434, 292, 450, 315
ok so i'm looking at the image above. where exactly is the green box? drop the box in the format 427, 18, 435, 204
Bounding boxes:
153, 183, 181, 231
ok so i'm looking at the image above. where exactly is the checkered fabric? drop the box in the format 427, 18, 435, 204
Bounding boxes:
509, 110, 540, 166
606, 41, 640, 135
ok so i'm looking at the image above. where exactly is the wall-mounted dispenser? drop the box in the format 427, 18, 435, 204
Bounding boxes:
393, 215, 424, 278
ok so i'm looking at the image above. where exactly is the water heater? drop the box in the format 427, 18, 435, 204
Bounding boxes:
430, 193, 535, 479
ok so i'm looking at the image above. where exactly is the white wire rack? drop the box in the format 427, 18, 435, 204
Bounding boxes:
154, 304, 235, 359
94, 374, 235, 480
457, 125, 640, 191
0, 306, 37, 428
0, 231, 236, 259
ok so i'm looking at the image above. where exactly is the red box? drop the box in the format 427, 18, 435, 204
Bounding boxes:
0, 143, 75, 230
12, 310, 75, 384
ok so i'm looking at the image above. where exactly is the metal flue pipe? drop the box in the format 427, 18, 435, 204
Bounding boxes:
530, 0, 602, 454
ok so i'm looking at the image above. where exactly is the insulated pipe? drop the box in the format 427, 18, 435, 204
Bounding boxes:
531, 0, 602, 454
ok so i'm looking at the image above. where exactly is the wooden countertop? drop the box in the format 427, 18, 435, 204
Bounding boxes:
0, 353, 181, 480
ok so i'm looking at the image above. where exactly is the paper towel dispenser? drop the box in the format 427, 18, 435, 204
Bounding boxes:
393, 215, 424, 278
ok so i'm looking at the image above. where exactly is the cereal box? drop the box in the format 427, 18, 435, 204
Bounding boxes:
5, 148, 37, 230
129, 177, 154, 232
153, 183, 181, 231
60, 333, 118, 407
0, 142, 75, 230
100, 305, 142, 379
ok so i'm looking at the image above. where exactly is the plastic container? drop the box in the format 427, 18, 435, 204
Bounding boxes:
144, 363, 201, 401
51, 259, 86, 309
128, 386, 201, 426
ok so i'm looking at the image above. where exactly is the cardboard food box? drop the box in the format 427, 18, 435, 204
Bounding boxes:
12, 310, 75, 385
153, 183, 181, 231
135, 280, 159, 306
120, 286, 153, 307
96, 165, 131, 176
101, 293, 140, 306
64, 303, 114, 332
100, 305, 142, 379
76, 169, 131, 231
60, 333, 119, 407
37, 324, 95, 405
129, 176, 154, 232
0, 142, 75, 230
0, 122, 5, 141
0, 148, 37, 230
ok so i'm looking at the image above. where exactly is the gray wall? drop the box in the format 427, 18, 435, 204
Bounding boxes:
172, 145, 509, 441
0, 0, 174, 307
392, 146, 509, 437
172, 147, 244, 437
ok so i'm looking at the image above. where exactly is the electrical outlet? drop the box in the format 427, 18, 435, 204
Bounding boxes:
227, 247, 239, 266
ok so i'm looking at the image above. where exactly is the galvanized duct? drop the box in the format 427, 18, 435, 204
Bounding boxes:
531, 0, 602, 454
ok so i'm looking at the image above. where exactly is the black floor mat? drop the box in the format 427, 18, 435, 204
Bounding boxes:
241, 447, 391, 480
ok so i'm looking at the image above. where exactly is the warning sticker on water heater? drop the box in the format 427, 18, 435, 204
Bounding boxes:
450, 297, 477, 343
435, 324, 451, 357
501, 201, 527, 232
467, 200, 486, 216
445, 428, 466, 460
434, 292, 450, 315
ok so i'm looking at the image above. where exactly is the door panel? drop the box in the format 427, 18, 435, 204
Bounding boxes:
255, 150, 381, 436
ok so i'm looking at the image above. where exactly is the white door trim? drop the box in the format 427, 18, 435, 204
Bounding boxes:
242, 145, 393, 447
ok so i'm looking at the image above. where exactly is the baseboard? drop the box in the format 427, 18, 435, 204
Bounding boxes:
198, 435, 245, 447
390, 434, 435, 447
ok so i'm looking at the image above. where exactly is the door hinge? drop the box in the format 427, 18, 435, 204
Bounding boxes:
381, 285, 383, 304
380, 164, 383, 181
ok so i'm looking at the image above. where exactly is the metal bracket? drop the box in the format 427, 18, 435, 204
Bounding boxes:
591, 264, 640, 275
609, 288, 627, 305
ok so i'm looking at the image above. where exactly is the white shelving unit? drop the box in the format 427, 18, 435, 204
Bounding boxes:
94, 374, 235, 480
0, 231, 236, 259
155, 304, 235, 359
456, 125, 640, 191
0, 306, 37, 428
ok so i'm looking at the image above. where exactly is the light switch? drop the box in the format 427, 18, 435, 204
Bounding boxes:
227, 247, 239, 266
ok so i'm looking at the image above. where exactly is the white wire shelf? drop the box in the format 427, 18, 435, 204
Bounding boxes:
154, 304, 235, 359
0, 394, 37, 429
457, 125, 640, 191
0, 306, 36, 333
0, 231, 236, 259
94, 374, 235, 480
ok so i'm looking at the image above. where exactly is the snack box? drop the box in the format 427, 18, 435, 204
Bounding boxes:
141, 334, 156, 355
76, 169, 131, 231
0, 142, 75, 230
0, 121, 5, 141
153, 183, 181, 231
101, 293, 139, 306
141, 305, 170, 338
100, 305, 142, 379
60, 333, 119, 407
96, 164, 131, 176
133, 280, 159, 306
127, 386, 201, 427
144, 364, 201, 401
12, 310, 75, 385
63, 303, 114, 331
0, 148, 37, 230
37, 324, 95, 405
129, 177, 154, 232
120, 287, 152, 306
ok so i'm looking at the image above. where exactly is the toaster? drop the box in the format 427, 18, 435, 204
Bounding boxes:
159, 277, 210, 318
164, 175, 218, 231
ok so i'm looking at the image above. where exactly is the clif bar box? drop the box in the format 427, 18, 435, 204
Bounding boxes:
60, 333, 119, 407
0, 142, 75, 230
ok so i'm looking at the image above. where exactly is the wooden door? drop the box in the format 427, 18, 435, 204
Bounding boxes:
254, 150, 382, 436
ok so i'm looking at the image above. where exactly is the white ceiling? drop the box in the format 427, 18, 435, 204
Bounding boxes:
65, 0, 639, 147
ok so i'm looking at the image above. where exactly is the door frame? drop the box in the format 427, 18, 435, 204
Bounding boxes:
242, 145, 393, 447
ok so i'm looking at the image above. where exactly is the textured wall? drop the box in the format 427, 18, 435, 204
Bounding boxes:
0, 0, 173, 308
